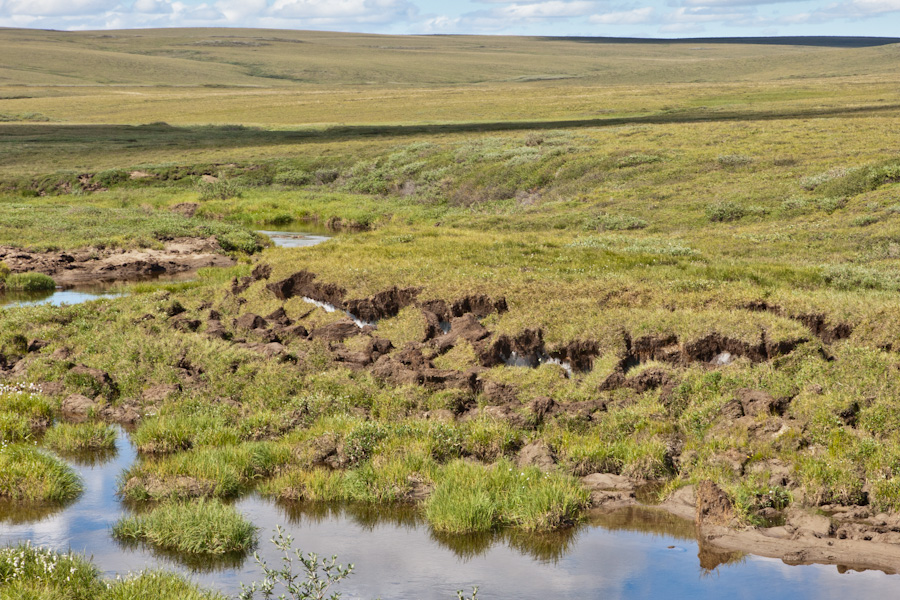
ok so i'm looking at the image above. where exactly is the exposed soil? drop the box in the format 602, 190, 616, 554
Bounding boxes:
583, 476, 900, 574
0, 237, 234, 286
744, 300, 854, 344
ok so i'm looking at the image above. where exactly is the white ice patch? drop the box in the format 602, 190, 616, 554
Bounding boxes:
504, 351, 574, 378
301, 297, 376, 329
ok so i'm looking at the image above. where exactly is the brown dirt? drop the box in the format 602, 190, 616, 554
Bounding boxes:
696, 480, 737, 527
0, 237, 234, 286
744, 301, 854, 344
344, 287, 420, 322
517, 441, 557, 472
267, 270, 346, 305
170, 202, 199, 218
123, 475, 216, 499
648, 483, 900, 574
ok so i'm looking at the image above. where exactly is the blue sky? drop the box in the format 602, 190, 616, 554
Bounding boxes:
1, 0, 899, 38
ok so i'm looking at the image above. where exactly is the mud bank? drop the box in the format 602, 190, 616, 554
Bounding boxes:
0, 237, 235, 286
589, 476, 900, 574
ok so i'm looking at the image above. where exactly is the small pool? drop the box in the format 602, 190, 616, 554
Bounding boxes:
257, 226, 333, 249
1, 429, 898, 599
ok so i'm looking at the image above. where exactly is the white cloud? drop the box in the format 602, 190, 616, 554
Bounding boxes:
2, 0, 117, 17
268, 0, 417, 23
819, 0, 900, 16
494, 1, 596, 19
589, 7, 655, 24
215, 0, 267, 21
681, 0, 806, 6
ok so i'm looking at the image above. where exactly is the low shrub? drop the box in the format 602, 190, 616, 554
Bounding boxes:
585, 213, 648, 231
706, 201, 747, 222
198, 180, 242, 201
851, 214, 880, 227
273, 169, 312, 187
616, 153, 662, 168
716, 154, 753, 168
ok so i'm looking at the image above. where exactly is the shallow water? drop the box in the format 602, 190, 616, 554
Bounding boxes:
0, 284, 125, 308
2, 430, 899, 599
257, 225, 333, 249
0, 228, 328, 308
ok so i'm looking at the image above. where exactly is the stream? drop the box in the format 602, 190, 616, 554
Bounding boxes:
1, 429, 898, 599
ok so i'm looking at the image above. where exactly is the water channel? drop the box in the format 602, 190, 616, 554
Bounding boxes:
1, 429, 897, 599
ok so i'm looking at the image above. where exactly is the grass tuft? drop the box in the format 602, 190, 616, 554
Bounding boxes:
112, 498, 257, 556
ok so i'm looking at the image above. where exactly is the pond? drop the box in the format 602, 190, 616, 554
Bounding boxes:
257, 225, 333, 249
0, 271, 194, 308
1, 429, 898, 600
0, 227, 331, 308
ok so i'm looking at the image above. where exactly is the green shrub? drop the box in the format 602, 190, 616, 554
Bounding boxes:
274, 169, 312, 187
3, 272, 55, 291
314, 169, 340, 184
238, 526, 353, 600
0, 262, 9, 281
851, 214, 880, 227
585, 213, 648, 231
822, 264, 900, 291
800, 167, 853, 190
716, 154, 753, 168
816, 196, 847, 213
198, 180, 242, 201
706, 201, 747, 222
616, 153, 662, 168
112, 498, 257, 555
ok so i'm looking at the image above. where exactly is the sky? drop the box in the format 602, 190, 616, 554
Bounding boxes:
1, 0, 899, 38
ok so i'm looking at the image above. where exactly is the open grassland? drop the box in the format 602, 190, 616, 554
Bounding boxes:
3, 29, 900, 553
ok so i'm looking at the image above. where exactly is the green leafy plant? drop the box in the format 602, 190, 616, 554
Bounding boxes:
238, 526, 353, 600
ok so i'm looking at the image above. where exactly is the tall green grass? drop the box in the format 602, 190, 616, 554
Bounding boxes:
425, 459, 589, 533
0, 445, 82, 503
112, 499, 257, 556
3, 273, 55, 292
43, 423, 116, 453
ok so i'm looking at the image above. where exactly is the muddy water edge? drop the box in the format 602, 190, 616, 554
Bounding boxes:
1, 429, 898, 599
0, 228, 330, 308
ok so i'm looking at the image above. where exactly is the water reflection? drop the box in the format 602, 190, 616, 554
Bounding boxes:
257, 226, 332, 249
0, 285, 123, 308
1, 432, 899, 599
0, 271, 197, 308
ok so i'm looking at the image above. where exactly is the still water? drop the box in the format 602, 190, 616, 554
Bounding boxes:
1, 430, 898, 599
0, 228, 331, 308
257, 226, 333, 249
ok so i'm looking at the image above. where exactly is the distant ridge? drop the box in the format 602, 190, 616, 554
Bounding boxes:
540, 36, 900, 48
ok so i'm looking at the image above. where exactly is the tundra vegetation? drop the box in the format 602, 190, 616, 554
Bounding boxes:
2, 27, 900, 593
